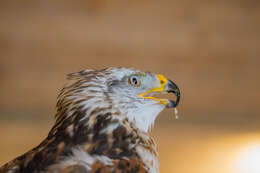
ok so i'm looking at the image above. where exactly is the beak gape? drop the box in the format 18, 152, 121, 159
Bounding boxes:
165, 80, 181, 108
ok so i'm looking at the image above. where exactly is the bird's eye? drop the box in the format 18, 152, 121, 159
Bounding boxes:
129, 75, 141, 87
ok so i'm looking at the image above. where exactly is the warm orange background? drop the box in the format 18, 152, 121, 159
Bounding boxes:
0, 1, 259, 173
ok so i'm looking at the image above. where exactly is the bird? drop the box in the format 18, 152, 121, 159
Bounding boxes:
0, 67, 180, 173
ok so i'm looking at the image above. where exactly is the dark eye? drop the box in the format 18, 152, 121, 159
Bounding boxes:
129, 75, 141, 87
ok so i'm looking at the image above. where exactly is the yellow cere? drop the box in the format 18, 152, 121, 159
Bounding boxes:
139, 74, 168, 105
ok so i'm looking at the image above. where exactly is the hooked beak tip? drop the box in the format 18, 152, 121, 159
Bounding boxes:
166, 80, 181, 108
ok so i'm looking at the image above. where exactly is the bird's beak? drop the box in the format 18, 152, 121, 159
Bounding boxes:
139, 74, 181, 108
164, 79, 181, 108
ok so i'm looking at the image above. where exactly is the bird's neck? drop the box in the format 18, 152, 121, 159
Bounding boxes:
46, 108, 157, 158
28, 108, 159, 173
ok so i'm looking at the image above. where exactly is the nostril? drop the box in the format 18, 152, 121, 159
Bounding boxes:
160, 80, 164, 84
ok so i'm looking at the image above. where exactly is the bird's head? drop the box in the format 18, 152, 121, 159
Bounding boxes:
57, 67, 180, 132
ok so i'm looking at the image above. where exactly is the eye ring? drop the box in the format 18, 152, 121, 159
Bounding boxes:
129, 75, 141, 87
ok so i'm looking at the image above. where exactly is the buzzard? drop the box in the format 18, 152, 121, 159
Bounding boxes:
0, 67, 180, 173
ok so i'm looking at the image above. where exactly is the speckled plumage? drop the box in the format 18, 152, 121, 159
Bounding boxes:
0, 67, 180, 173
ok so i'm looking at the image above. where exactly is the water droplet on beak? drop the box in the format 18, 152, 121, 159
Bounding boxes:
174, 108, 179, 119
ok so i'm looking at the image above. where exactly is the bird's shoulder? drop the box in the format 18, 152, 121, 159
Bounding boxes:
0, 113, 156, 173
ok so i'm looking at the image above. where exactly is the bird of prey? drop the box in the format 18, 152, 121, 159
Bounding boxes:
0, 67, 180, 173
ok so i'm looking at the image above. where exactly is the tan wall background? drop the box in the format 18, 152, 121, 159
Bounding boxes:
0, 1, 259, 173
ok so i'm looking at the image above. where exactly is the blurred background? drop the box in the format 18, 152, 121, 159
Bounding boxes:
0, 1, 259, 173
